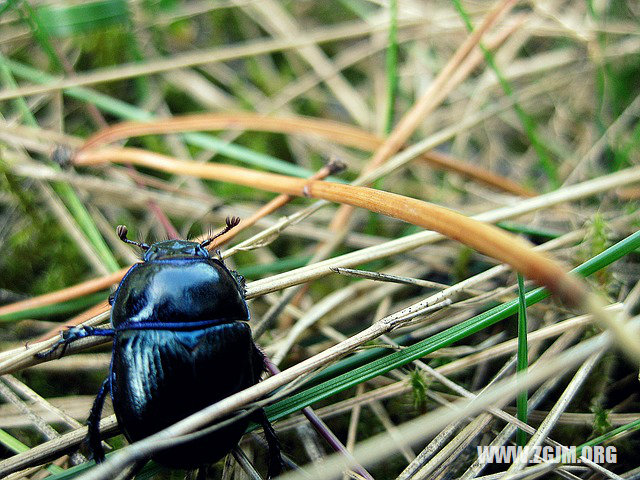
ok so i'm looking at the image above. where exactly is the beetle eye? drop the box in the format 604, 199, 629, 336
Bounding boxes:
108, 291, 116, 305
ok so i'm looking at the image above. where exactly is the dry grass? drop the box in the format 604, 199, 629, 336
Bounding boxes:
0, 1, 639, 479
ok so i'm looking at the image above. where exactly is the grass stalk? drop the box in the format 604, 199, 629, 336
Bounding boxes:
0, 57, 119, 273
73, 147, 591, 306
383, 0, 398, 134
1, 162, 638, 324
452, 0, 560, 187
516, 273, 528, 447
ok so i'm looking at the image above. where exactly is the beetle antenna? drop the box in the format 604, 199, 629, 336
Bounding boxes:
116, 225, 150, 251
200, 216, 241, 248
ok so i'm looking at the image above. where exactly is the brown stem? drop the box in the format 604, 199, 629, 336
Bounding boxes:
196, 159, 345, 250
79, 112, 533, 198
74, 147, 586, 307
0, 270, 126, 319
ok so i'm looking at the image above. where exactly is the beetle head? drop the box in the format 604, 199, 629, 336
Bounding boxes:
116, 217, 241, 261
143, 240, 210, 261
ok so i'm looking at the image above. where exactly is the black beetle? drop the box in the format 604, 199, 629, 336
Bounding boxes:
40, 218, 283, 477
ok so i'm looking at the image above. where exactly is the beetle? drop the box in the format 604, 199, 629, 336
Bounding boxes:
39, 218, 283, 477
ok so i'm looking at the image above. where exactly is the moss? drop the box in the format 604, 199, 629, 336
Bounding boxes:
0, 170, 90, 297
0, 219, 90, 296
409, 368, 429, 414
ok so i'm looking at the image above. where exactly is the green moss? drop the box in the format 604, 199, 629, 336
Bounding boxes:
1, 220, 90, 295
409, 368, 429, 414
453, 246, 474, 282
0, 169, 91, 296
591, 403, 612, 435
580, 213, 612, 289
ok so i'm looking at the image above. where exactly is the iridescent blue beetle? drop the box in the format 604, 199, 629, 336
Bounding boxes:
41, 218, 283, 477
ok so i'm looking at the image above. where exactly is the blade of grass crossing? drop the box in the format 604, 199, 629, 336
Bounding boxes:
3, 59, 318, 179
0, 53, 38, 128
451, 0, 560, 188
384, 0, 398, 135
0, 429, 64, 475
516, 273, 528, 447
0, 58, 119, 273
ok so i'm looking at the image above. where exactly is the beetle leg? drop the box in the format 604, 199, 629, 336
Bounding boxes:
87, 378, 110, 463
252, 408, 284, 479
36, 326, 115, 359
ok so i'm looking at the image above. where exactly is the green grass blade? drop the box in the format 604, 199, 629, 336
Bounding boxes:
579, 418, 640, 451
516, 273, 528, 447
52, 182, 120, 272
0, 52, 38, 128
264, 230, 640, 421
383, 0, 398, 135
496, 222, 563, 240
4, 58, 152, 120
3, 60, 329, 179
36, 456, 164, 480
0, 429, 64, 474
237, 255, 312, 279
35, 0, 130, 37
337, 0, 376, 19
452, 0, 560, 188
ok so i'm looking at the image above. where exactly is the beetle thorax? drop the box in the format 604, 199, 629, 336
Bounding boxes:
111, 257, 249, 328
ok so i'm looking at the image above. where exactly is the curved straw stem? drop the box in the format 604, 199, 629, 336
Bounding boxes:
0, 271, 126, 318
74, 147, 640, 363
76, 149, 575, 300
80, 112, 535, 197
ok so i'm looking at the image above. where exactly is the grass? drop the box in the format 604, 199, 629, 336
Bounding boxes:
516, 273, 528, 448
0, 1, 639, 479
